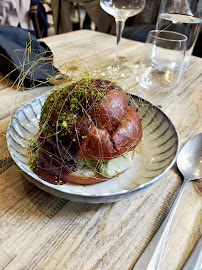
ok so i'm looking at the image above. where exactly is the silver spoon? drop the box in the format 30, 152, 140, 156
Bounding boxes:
133, 133, 202, 270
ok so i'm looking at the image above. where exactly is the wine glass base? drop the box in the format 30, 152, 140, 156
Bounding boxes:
98, 64, 132, 79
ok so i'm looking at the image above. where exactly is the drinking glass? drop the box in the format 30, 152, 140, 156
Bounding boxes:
156, 0, 202, 69
100, 0, 146, 79
136, 30, 187, 91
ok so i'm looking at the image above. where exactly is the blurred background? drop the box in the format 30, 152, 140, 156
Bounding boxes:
0, 0, 201, 57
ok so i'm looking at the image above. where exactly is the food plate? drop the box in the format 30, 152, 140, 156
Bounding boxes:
6, 93, 180, 203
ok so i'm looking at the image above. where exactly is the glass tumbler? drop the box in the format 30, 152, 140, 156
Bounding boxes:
136, 30, 187, 91
155, 0, 202, 69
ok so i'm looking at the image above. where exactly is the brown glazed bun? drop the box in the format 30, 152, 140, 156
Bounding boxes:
62, 150, 136, 185
34, 78, 142, 185
63, 169, 110, 185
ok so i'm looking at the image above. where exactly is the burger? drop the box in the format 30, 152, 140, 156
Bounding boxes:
29, 78, 142, 185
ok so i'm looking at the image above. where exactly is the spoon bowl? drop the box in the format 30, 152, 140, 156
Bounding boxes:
177, 133, 202, 181
133, 133, 202, 270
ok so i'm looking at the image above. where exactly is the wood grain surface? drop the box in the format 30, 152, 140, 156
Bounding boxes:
0, 30, 201, 270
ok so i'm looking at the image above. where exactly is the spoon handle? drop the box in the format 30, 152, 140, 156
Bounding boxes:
133, 180, 188, 270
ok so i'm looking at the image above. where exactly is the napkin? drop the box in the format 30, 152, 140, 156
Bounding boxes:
0, 25, 59, 87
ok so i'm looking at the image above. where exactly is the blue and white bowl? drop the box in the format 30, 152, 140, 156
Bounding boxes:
6, 93, 180, 203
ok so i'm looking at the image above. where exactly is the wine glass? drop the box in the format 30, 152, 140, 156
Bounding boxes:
100, 0, 146, 79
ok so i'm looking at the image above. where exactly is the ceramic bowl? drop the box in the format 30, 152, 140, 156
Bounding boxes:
6, 93, 180, 203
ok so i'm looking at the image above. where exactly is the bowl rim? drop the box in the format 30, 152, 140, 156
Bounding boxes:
6, 92, 180, 199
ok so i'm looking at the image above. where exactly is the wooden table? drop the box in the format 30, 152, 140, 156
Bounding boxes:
0, 30, 201, 270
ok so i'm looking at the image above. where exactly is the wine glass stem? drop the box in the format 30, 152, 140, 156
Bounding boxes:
115, 19, 126, 66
